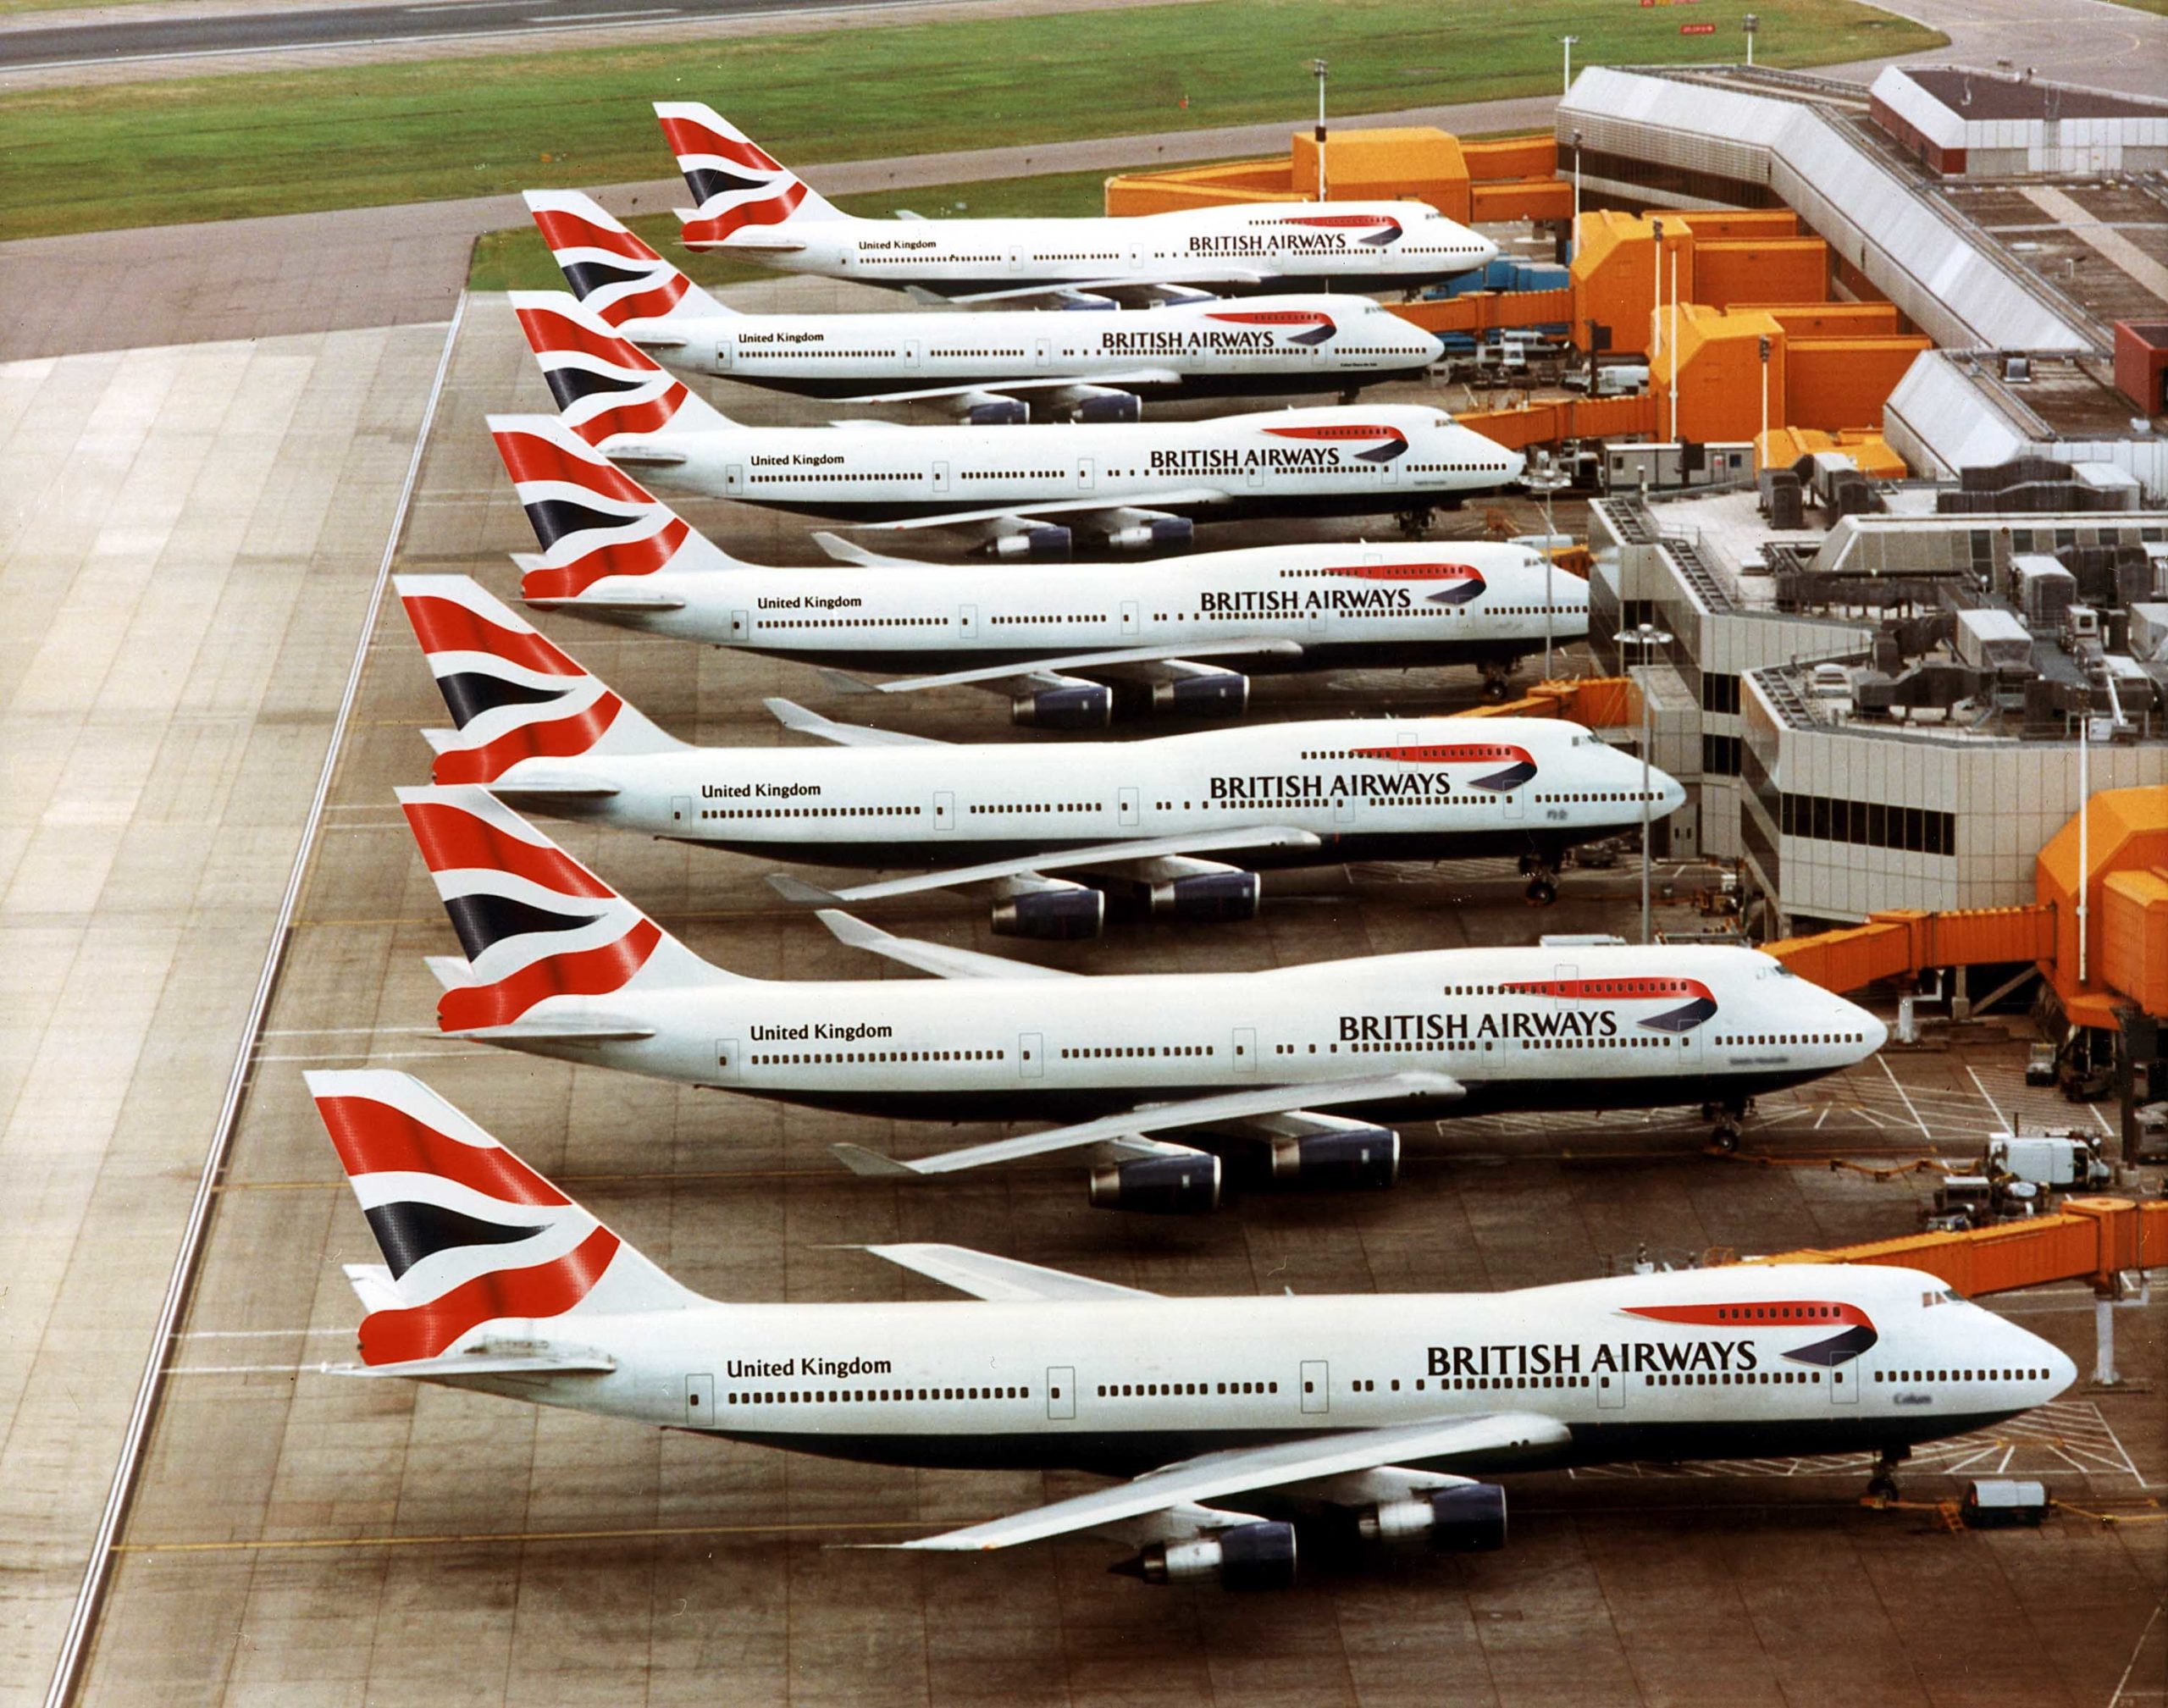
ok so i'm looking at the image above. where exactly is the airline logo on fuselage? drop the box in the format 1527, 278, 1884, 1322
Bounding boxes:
1499, 976, 1717, 1034
1208, 743, 1536, 804
1186, 215, 1402, 256
1623, 1301, 1880, 1366
1197, 565, 1486, 617
1425, 1300, 1879, 1379
1100, 312, 1334, 355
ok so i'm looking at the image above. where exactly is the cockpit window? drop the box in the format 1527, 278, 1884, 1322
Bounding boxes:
1921, 1286, 1966, 1308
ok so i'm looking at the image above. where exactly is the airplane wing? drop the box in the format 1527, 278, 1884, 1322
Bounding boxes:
808, 531, 931, 567
763, 698, 951, 748
824, 638, 1304, 696
868, 1412, 1571, 1552
852, 1243, 1159, 1302
838, 369, 1183, 405
845, 489, 1230, 534
935, 270, 1269, 307
766, 826, 1321, 906
812, 908, 1084, 981
830, 1070, 1463, 1177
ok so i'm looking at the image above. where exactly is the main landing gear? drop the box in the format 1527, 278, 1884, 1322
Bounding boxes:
1480, 661, 1514, 703
1517, 852, 1558, 907
1396, 506, 1435, 539
1701, 1097, 1754, 1152
1865, 1445, 1910, 1501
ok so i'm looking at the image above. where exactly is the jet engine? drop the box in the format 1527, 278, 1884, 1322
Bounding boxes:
1068, 391, 1142, 424
1355, 1484, 1507, 1552
990, 887, 1105, 940
965, 399, 1030, 426
1150, 674, 1250, 718
991, 525, 1072, 560
1087, 1152, 1222, 1214
1115, 1521, 1297, 1589
1105, 517, 1194, 552
1148, 871, 1261, 924
1266, 1127, 1400, 1191
1009, 683, 1113, 728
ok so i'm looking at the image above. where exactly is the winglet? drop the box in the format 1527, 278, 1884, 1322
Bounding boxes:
832, 1142, 926, 1179
767, 873, 842, 906
764, 696, 827, 734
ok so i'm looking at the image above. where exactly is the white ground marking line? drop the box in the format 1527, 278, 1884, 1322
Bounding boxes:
2110, 1600, 2163, 1708
42, 298, 469, 1708
261, 1025, 439, 1037
554, 4, 681, 15
163, 1364, 312, 1377
255, 1047, 491, 1064
1877, 1054, 1932, 1138
179, 1328, 346, 1340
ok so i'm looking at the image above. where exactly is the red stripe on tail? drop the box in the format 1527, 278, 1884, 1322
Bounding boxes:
523, 517, 689, 600
529, 207, 661, 263
404, 594, 584, 676
359, 1224, 620, 1363
431, 694, 624, 785
316, 1097, 569, 1206
403, 799, 614, 897
563, 390, 687, 449
1623, 1302, 1871, 1329
515, 302, 666, 372
658, 118, 783, 173
493, 428, 660, 504
588, 275, 691, 328
682, 182, 808, 244
439, 919, 662, 1031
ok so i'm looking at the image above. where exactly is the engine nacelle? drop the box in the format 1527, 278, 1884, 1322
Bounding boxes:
1105, 517, 1195, 552
965, 398, 1029, 425
990, 887, 1105, 941
1069, 391, 1142, 424
1148, 871, 1262, 924
1357, 1484, 1507, 1553
1087, 1152, 1222, 1214
991, 525, 1072, 561
1150, 673, 1250, 718
1009, 683, 1113, 729
1118, 1521, 1297, 1589
1266, 1127, 1400, 1191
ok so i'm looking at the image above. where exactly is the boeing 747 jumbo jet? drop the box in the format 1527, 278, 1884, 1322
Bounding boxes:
398, 574, 1664, 922
654, 103, 1501, 302
523, 191, 1446, 417
308, 1071, 2074, 1584
395, 783, 1887, 1196
512, 293, 1524, 553
491, 414, 1587, 707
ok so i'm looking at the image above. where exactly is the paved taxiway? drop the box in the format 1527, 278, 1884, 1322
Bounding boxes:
7, 290, 2159, 1705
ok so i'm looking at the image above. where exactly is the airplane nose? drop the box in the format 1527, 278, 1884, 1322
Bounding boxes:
1502, 446, 1527, 484
1850, 1002, 1889, 1053
1426, 331, 1448, 364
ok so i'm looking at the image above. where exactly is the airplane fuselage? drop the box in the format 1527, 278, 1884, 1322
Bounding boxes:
695, 202, 1500, 300
432, 1266, 2070, 1479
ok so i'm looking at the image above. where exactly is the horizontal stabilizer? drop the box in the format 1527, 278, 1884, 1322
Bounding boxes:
523, 593, 688, 613
490, 773, 622, 800
325, 1349, 617, 1379
445, 1018, 658, 1044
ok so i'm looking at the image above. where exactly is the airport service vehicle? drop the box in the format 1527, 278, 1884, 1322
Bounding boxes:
491, 414, 1588, 707
513, 292, 1524, 553
395, 783, 1889, 1191
655, 103, 1499, 302
523, 191, 1446, 417
398, 574, 1664, 923
309, 1070, 2075, 1583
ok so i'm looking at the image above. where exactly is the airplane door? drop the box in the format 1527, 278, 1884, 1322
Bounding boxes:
1009, 246, 1026, 274
728, 609, 749, 640
1232, 1025, 1257, 1072
960, 603, 978, 638
1125, 245, 1142, 273
713, 1039, 740, 1082
672, 795, 693, 825
1247, 457, 1268, 489
1034, 338, 1051, 369
724, 463, 745, 495
1120, 600, 1139, 636
1597, 1369, 1625, 1410
685, 1373, 714, 1427
903, 340, 920, 371
713, 338, 732, 371
1307, 600, 1328, 633
1335, 790, 1356, 825
1119, 787, 1140, 826
932, 461, 949, 495
1831, 1363, 1858, 1406
1019, 1032, 1043, 1078
1077, 458, 1096, 492
1047, 1367, 1076, 1419
1301, 1360, 1330, 1414
1503, 786, 1524, 821
933, 790, 956, 832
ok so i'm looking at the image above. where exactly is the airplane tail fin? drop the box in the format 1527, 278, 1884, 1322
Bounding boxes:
653, 102, 846, 246
394, 573, 685, 781
522, 190, 732, 326
487, 413, 753, 603
398, 783, 749, 1036
307, 1070, 701, 1368
509, 290, 734, 444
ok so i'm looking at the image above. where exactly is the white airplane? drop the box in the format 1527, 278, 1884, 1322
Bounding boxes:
655, 102, 1501, 303
512, 291, 1524, 555
491, 413, 1588, 709
523, 190, 1446, 419
395, 783, 1888, 1193
397, 574, 1666, 924
307, 1070, 2077, 1583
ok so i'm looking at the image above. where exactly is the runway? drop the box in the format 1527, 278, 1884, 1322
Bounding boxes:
8, 290, 2161, 1705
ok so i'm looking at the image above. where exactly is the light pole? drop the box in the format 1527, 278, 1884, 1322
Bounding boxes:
1668, 246, 1680, 439
1744, 13, 1758, 67
1758, 333, 1771, 473
1619, 622, 1673, 945
1650, 217, 1663, 361
1526, 453, 1570, 681
1312, 59, 1329, 202
1560, 35, 1579, 97
1570, 129, 1583, 260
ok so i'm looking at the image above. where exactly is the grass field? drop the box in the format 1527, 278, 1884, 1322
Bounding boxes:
0, 0, 1942, 241
468, 168, 1122, 292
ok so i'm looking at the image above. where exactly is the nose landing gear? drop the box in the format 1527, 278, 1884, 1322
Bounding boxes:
1517, 852, 1559, 907
1480, 661, 1514, 702
1865, 1445, 1910, 1502
1396, 505, 1435, 539
1701, 1097, 1753, 1152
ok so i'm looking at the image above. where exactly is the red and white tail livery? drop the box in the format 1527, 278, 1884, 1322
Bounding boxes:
523, 190, 730, 328
307, 1070, 694, 1370
399, 783, 736, 1036
396, 573, 680, 782
511, 291, 730, 445
655, 102, 844, 248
